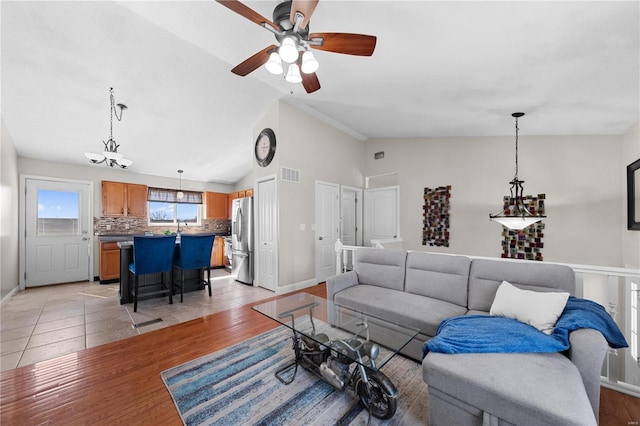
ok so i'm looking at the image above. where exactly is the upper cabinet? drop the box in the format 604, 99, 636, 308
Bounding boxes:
204, 192, 229, 220
228, 189, 253, 218
102, 181, 148, 217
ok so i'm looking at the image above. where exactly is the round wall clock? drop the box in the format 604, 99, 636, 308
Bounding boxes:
255, 128, 276, 167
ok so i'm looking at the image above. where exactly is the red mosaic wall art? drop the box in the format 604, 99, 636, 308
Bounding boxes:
499, 193, 545, 261
423, 185, 451, 247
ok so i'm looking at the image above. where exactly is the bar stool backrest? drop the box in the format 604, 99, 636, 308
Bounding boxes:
176, 234, 215, 270
132, 235, 177, 275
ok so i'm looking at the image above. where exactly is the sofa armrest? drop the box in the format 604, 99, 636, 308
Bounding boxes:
326, 270, 359, 302
568, 328, 608, 422
326, 271, 359, 325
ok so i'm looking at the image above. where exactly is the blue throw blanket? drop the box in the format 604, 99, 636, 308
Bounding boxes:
422, 297, 628, 357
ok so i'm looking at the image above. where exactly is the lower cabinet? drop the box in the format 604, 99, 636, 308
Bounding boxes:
210, 237, 225, 267
100, 242, 120, 282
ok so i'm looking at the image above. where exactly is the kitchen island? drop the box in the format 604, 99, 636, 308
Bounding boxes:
117, 239, 210, 305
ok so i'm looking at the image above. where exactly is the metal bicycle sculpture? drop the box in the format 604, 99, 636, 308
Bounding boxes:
276, 302, 397, 422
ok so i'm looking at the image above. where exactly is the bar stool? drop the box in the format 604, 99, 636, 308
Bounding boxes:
173, 234, 215, 302
128, 235, 176, 312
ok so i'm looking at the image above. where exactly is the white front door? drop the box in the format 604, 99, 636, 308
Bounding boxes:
364, 186, 400, 246
315, 181, 339, 282
24, 178, 92, 287
256, 176, 277, 291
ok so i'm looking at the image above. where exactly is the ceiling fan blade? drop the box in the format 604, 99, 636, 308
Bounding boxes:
231, 45, 277, 76
290, 0, 318, 30
301, 72, 321, 94
309, 33, 377, 56
216, 0, 279, 31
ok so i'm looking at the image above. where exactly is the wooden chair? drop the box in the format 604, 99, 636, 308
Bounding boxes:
173, 234, 215, 302
128, 235, 176, 312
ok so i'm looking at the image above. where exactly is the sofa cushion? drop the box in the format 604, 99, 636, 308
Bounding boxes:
405, 251, 471, 307
334, 284, 467, 337
468, 258, 575, 312
490, 280, 569, 334
354, 248, 408, 291
423, 352, 596, 426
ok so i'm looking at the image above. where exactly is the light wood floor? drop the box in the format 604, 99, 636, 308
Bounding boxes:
1, 283, 637, 425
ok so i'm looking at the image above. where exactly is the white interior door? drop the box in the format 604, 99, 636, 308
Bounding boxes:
341, 186, 362, 246
24, 178, 91, 286
364, 186, 400, 246
315, 181, 339, 282
256, 176, 277, 291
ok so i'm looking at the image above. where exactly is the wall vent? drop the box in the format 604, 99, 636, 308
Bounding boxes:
281, 167, 301, 183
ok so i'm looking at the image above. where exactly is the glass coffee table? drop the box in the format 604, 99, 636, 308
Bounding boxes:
252, 292, 420, 420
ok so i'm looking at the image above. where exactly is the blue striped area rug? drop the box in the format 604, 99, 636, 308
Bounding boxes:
161, 326, 428, 426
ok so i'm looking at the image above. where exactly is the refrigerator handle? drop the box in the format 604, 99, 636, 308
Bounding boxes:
237, 208, 243, 243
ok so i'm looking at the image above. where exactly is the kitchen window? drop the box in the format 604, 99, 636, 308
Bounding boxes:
147, 187, 203, 226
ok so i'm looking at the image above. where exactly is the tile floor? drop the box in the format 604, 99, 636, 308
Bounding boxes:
0, 269, 274, 371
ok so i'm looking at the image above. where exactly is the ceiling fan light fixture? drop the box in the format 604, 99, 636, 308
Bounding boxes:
284, 63, 302, 83
300, 51, 319, 74
265, 51, 283, 75
279, 36, 299, 63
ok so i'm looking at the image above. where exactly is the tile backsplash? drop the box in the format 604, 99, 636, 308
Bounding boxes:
94, 217, 231, 236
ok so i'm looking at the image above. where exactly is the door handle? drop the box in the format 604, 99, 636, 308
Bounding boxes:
82, 237, 89, 241
318, 236, 323, 240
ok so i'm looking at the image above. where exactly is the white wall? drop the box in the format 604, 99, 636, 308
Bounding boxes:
623, 121, 640, 268
246, 101, 365, 289
1, 117, 20, 300
364, 134, 625, 267
276, 101, 365, 287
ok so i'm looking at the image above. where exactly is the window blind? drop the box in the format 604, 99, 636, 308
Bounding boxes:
148, 187, 202, 204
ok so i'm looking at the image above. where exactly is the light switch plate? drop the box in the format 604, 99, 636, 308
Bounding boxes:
299, 224, 305, 231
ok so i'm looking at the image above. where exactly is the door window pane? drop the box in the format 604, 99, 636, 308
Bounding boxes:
37, 190, 79, 235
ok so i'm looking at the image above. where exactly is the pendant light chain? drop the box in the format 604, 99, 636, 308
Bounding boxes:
109, 88, 114, 140
514, 114, 519, 181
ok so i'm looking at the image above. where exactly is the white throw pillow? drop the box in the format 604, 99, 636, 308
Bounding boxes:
489, 280, 570, 335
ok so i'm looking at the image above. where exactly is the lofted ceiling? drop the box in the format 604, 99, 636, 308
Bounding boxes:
2, 1, 638, 184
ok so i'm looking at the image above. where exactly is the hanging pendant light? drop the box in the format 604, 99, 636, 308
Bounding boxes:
177, 169, 184, 200
84, 88, 133, 168
489, 112, 546, 230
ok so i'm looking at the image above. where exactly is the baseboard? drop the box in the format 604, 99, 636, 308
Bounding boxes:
274, 278, 321, 295
1, 285, 21, 307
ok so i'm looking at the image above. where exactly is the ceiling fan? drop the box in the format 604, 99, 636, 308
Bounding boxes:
216, 0, 377, 94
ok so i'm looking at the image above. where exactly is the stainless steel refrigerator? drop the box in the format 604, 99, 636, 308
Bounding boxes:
231, 196, 254, 285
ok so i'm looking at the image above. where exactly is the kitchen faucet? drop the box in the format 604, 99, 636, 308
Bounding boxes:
177, 221, 188, 235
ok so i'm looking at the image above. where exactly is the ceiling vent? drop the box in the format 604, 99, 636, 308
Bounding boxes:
281, 167, 300, 183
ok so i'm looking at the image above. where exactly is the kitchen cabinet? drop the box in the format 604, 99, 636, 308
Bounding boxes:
210, 237, 225, 267
102, 181, 148, 217
204, 192, 229, 220
228, 189, 252, 218
99, 241, 120, 282
126, 184, 148, 217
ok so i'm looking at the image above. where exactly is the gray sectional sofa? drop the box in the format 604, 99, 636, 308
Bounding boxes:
326, 247, 609, 426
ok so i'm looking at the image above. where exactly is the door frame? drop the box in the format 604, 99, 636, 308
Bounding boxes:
254, 174, 278, 291
315, 180, 340, 283
19, 175, 94, 290
340, 185, 363, 247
